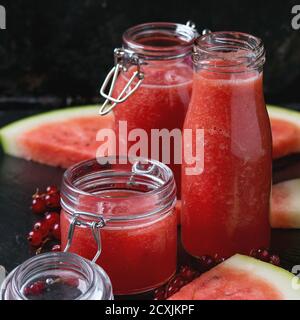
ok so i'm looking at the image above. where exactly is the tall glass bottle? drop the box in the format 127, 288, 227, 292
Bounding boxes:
182, 32, 272, 258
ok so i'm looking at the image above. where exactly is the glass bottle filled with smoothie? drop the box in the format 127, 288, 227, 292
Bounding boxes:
100, 22, 198, 195
182, 32, 272, 258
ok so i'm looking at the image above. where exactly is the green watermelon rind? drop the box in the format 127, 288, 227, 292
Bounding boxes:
267, 104, 300, 156
267, 104, 300, 126
224, 254, 300, 300
0, 105, 101, 157
271, 179, 300, 229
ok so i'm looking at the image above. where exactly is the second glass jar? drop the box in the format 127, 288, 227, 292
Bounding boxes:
60, 157, 177, 295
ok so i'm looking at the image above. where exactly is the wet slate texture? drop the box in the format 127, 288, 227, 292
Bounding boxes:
0, 0, 300, 109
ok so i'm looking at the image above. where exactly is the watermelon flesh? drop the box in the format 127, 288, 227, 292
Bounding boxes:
268, 105, 300, 159
271, 179, 300, 229
19, 117, 113, 168
0, 104, 299, 166
271, 119, 300, 159
169, 254, 300, 300
0, 106, 115, 168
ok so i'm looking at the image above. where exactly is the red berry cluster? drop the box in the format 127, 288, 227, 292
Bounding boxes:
154, 265, 199, 300
27, 186, 61, 253
154, 254, 225, 300
23, 277, 79, 297
250, 248, 280, 266
196, 254, 225, 273
24, 280, 46, 296
31, 186, 60, 214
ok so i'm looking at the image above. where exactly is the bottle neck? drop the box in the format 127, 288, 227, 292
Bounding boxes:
192, 31, 265, 74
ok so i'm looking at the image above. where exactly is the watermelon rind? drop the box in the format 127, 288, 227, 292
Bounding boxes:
271, 179, 300, 229
223, 254, 300, 300
0, 105, 102, 158
267, 104, 300, 126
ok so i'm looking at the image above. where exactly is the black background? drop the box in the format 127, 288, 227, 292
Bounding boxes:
0, 0, 300, 110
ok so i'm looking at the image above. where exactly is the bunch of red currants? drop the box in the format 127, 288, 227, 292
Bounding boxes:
27, 185, 61, 252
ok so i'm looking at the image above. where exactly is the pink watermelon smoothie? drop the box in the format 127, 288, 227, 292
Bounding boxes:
61, 180, 177, 294
113, 62, 193, 196
19, 115, 114, 168
61, 190, 177, 295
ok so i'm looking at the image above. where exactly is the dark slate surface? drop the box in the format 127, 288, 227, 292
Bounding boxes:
0, 154, 64, 271
0, 0, 300, 110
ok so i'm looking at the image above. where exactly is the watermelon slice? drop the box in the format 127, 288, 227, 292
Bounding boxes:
1, 104, 299, 165
169, 254, 300, 300
271, 179, 300, 229
267, 105, 300, 159
0, 106, 115, 168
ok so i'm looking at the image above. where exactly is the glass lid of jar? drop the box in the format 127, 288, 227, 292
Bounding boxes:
0, 252, 113, 300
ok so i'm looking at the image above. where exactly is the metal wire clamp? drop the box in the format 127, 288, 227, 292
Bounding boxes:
63, 212, 106, 263
99, 48, 145, 116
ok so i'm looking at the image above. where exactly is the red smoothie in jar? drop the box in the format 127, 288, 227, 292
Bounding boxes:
182, 32, 272, 258
102, 23, 197, 195
60, 158, 177, 295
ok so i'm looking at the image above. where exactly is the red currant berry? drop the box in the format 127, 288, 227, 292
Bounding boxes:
196, 255, 216, 272
23, 286, 31, 296
51, 223, 61, 240
256, 248, 270, 262
213, 254, 226, 265
45, 212, 60, 228
249, 248, 258, 258
46, 185, 59, 195
166, 276, 185, 298
269, 254, 280, 266
33, 220, 50, 238
154, 287, 166, 300
216, 257, 226, 264
31, 197, 46, 215
25, 281, 45, 296
51, 244, 61, 252
179, 265, 198, 282
45, 192, 60, 209
27, 230, 43, 247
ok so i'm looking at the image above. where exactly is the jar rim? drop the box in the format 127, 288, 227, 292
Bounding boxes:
123, 22, 198, 59
61, 156, 177, 222
193, 31, 265, 72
